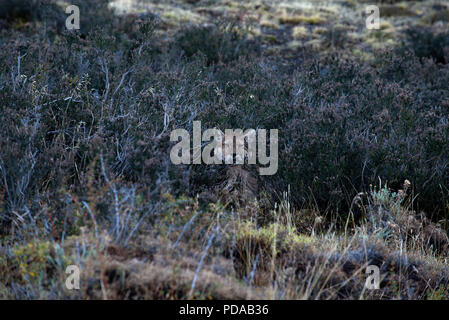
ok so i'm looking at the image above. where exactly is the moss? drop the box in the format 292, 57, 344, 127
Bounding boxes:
162, 9, 202, 24
426, 286, 449, 300
352, 48, 374, 61
379, 21, 394, 31
292, 25, 308, 38
279, 15, 326, 25
380, 5, 417, 17
10, 240, 72, 283
235, 221, 315, 253
313, 26, 327, 35
263, 34, 281, 44
304, 38, 323, 50
266, 46, 282, 55
260, 20, 280, 29
367, 25, 395, 42
225, 1, 241, 9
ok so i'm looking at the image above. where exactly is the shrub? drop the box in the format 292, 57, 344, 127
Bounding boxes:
0, 0, 39, 22
280, 52, 449, 222
174, 22, 260, 65
403, 27, 449, 64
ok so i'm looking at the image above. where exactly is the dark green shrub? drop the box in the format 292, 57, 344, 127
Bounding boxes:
403, 27, 449, 64
281, 52, 449, 220
0, 0, 39, 22
174, 22, 260, 65
0, 0, 64, 30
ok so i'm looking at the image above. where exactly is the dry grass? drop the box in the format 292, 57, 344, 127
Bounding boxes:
279, 15, 326, 25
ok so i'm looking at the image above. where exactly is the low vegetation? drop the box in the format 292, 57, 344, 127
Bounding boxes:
0, 0, 448, 299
